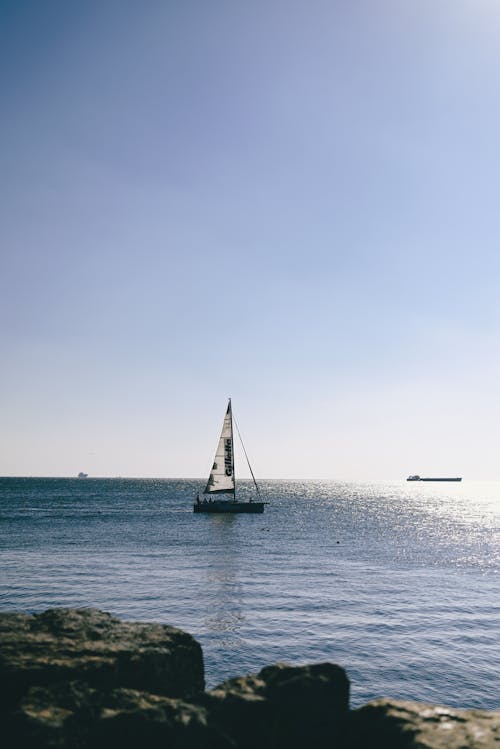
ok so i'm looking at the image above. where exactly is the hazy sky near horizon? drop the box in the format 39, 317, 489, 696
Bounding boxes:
1, 0, 500, 479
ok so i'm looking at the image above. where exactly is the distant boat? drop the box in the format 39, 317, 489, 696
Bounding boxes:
407, 475, 462, 482
194, 399, 266, 514
77, 472, 88, 479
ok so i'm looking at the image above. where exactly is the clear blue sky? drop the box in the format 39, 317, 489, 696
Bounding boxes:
1, 0, 500, 479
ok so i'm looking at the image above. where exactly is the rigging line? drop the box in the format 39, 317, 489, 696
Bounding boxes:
233, 413, 260, 494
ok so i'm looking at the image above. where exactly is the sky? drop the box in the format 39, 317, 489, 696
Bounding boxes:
1, 0, 500, 480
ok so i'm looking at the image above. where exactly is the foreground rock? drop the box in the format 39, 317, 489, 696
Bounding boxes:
202, 662, 350, 748
0, 607, 204, 706
348, 698, 500, 749
1, 608, 499, 748
13, 683, 231, 748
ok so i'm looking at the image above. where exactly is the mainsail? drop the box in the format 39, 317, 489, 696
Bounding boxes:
204, 400, 235, 494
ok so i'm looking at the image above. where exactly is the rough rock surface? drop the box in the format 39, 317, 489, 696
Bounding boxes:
348, 698, 500, 749
202, 662, 350, 748
1, 608, 499, 748
12, 682, 232, 748
0, 607, 204, 706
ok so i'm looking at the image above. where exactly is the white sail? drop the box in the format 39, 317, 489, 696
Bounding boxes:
204, 400, 235, 494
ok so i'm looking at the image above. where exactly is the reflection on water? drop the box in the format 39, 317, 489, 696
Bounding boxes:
205, 608, 245, 636
201, 515, 246, 644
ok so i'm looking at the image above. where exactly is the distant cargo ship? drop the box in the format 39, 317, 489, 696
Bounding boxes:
407, 475, 462, 482
77, 472, 88, 479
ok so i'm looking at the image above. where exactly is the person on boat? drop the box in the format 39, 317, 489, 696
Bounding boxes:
196, 493, 200, 504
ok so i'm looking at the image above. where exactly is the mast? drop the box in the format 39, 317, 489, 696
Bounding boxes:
229, 398, 236, 502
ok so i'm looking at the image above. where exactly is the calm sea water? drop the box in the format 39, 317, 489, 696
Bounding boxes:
0, 477, 498, 709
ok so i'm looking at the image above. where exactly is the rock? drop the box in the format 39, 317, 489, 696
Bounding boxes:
347, 698, 500, 749
2, 608, 499, 749
0, 607, 204, 708
200, 672, 271, 749
201, 662, 350, 748
10, 682, 233, 749
85, 689, 232, 749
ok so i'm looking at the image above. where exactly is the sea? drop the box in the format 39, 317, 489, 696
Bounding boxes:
0, 477, 498, 709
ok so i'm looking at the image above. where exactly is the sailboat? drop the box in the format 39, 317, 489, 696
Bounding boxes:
193, 399, 266, 513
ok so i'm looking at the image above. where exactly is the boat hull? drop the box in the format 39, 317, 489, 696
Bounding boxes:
193, 501, 266, 514
420, 478, 461, 482
407, 477, 462, 482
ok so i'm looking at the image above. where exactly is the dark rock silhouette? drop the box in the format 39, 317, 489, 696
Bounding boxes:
1, 608, 498, 748
347, 698, 500, 749
0, 608, 204, 705
201, 662, 349, 748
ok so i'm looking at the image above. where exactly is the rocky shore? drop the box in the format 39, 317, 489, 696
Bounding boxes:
1, 608, 498, 748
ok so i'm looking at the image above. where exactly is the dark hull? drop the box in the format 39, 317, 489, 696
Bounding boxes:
194, 501, 266, 514
407, 477, 462, 482
421, 478, 461, 482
